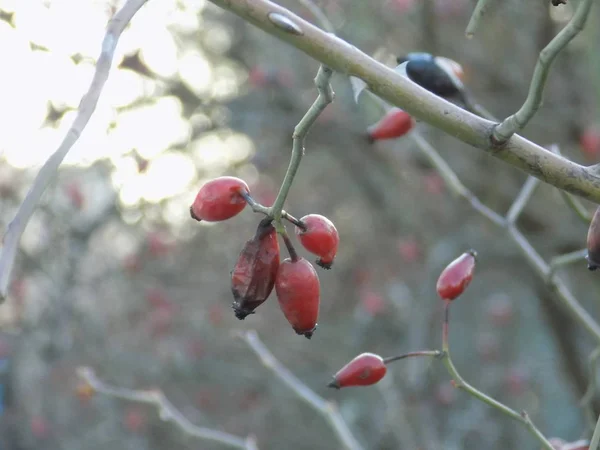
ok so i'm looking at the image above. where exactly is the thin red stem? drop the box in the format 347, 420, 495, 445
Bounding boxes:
383, 350, 442, 364
442, 301, 450, 352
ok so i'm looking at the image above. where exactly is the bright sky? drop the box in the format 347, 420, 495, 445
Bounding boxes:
0, 0, 255, 207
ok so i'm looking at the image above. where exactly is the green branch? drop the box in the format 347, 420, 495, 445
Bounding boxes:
492, 0, 595, 143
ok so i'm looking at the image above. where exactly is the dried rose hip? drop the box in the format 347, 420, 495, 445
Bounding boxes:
190, 176, 249, 222
295, 214, 339, 269
587, 206, 600, 270
436, 250, 477, 301
231, 218, 280, 319
328, 353, 387, 389
275, 256, 320, 338
366, 108, 414, 142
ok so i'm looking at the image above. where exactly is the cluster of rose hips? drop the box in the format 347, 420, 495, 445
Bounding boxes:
329, 249, 476, 388
190, 176, 339, 339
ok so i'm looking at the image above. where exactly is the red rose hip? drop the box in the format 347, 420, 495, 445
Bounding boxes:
295, 214, 339, 269
328, 353, 387, 389
190, 176, 249, 222
587, 206, 600, 270
436, 250, 477, 301
366, 108, 414, 143
275, 257, 320, 338
231, 218, 280, 319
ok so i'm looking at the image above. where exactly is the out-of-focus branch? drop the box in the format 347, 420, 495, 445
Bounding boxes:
239, 330, 363, 450
297, 0, 335, 33
206, 0, 600, 205
0, 0, 148, 303
492, 0, 595, 143
76, 367, 258, 449
465, 0, 494, 38
409, 133, 600, 343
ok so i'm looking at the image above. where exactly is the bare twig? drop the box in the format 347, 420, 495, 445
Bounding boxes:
207, 0, 600, 204
270, 65, 334, 227
441, 306, 554, 450
591, 413, 600, 450
0, 0, 149, 302
297, 0, 335, 33
507, 177, 541, 224
492, 0, 595, 143
239, 330, 363, 450
465, 0, 494, 38
76, 367, 258, 449
581, 347, 600, 430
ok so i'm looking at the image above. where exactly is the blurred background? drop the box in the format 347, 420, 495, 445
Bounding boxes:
0, 0, 599, 448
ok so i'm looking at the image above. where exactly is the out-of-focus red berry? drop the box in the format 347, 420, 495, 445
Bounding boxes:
434, 382, 457, 406
505, 367, 529, 396
124, 407, 146, 433
65, 182, 85, 210
328, 353, 387, 389
587, 206, 600, 270
275, 257, 320, 338
436, 250, 477, 301
295, 214, 339, 269
486, 294, 514, 327
423, 172, 445, 195
123, 254, 142, 274
30, 416, 50, 439
360, 290, 386, 316
397, 235, 420, 263
231, 219, 280, 319
146, 232, 173, 257
190, 176, 249, 222
366, 108, 414, 142
580, 127, 600, 161
75, 381, 95, 404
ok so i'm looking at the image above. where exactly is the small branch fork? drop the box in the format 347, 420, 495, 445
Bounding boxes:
239, 331, 363, 450
270, 65, 334, 230
76, 367, 258, 450
492, 0, 595, 144
0, 0, 149, 303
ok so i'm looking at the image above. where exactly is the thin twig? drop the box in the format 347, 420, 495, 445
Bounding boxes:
548, 144, 593, 223
465, 0, 494, 38
492, 0, 595, 143
506, 177, 541, 224
240, 192, 306, 230
297, 0, 335, 33
591, 413, 600, 450
383, 350, 442, 364
270, 65, 334, 227
440, 307, 554, 450
581, 347, 600, 431
239, 330, 363, 450
0, 0, 148, 302
410, 132, 506, 227
76, 367, 258, 449
549, 249, 587, 277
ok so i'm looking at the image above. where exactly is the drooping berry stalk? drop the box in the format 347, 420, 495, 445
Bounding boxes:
270, 65, 334, 227
239, 191, 307, 231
